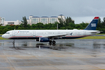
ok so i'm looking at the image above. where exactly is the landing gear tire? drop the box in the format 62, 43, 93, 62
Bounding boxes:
49, 41, 56, 45
49, 41, 52, 45
52, 41, 56, 45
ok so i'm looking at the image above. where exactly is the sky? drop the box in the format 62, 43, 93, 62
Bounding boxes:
0, 0, 105, 23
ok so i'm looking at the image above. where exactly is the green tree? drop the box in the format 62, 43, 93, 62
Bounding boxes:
102, 17, 105, 27
45, 23, 53, 29
22, 16, 27, 28
97, 18, 102, 30
53, 22, 59, 29
79, 22, 88, 29
58, 18, 64, 29
58, 15, 65, 29
100, 17, 105, 33
63, 17, 75, 29
31, 24, 37, 29
65, 17, 74, 26
36, 23, 44, 29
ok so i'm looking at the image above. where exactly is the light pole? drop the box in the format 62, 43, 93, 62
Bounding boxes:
57, 23, 58, 30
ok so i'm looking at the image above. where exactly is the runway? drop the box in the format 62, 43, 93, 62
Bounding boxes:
0, 39, 105, 70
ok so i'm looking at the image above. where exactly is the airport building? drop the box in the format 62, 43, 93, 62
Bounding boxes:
1, 14, 65, 26
3, 20, 21, 26
28, 14, 65, 25
40, 16, 49, 24
0, 16, 21, 26
49, 16, 58, 23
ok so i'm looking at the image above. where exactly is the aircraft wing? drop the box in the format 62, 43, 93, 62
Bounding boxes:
42, 33, 68, 38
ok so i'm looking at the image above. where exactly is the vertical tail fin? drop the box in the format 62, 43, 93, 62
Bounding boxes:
84, 17, 99, 30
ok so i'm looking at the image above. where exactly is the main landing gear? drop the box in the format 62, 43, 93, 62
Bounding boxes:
49, 40, 56, 45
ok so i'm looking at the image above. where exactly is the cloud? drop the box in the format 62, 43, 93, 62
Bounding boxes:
0, 0, 105, 23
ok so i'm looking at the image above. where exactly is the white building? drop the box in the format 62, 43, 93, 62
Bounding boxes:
3, 20, 21, 26
58, 14, 65, 20
0, 16, 21, 26
49, 16, 58, 23
29, 16, 40, 24
1, 14, 65, 26
28, 14, 65, 25
40, 16, 49, 24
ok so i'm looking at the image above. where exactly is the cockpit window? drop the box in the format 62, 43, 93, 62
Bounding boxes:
5, 32, 10, 34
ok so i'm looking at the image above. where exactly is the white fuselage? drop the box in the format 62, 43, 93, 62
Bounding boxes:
2, 30, 100, 39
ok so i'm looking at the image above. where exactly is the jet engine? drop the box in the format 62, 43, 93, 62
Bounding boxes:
36, 37, 50, 42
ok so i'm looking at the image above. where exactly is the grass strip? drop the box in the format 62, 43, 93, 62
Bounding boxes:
0, 37, 8, 40
96, 34, 105, 35
79, 36, 105, 39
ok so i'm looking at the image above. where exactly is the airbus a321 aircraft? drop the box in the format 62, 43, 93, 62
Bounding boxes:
2, 17, 100, 45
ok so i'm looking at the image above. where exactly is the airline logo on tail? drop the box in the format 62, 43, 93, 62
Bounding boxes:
84, 17, 99, 30
91, 23, 96, 27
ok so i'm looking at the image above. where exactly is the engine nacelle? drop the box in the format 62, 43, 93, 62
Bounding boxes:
36, 37, 50, 42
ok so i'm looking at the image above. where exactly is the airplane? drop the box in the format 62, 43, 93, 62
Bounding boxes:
2, 17, 100, 45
